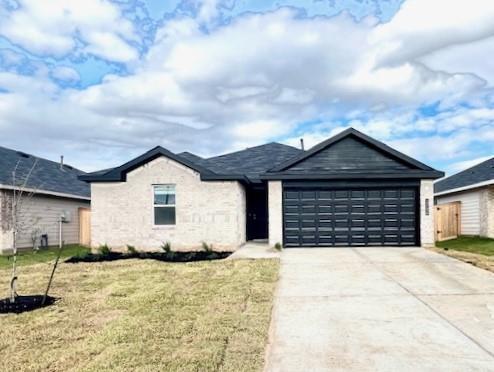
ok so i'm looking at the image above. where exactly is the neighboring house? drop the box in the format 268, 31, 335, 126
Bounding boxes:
0, 147, 91, 253
434, 157, 494, 238
80, 128, 443, 250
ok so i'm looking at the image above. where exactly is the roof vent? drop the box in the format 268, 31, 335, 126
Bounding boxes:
16, 151, 29, 158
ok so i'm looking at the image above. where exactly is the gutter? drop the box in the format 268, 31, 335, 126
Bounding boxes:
0, 184, 91, 201
434, 179, 494, 197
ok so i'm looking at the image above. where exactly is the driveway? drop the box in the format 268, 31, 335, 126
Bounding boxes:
264, 248, 494, 372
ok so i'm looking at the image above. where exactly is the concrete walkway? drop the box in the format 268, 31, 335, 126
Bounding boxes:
228, 241, 280, 259
264, 248, 494, 372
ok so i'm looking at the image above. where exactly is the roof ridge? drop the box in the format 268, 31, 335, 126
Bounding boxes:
206, 141, 300, 160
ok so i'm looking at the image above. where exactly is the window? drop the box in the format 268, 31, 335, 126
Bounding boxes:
153, 185, 176, 225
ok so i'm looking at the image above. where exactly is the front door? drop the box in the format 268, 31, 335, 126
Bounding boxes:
246, 188, 268, 240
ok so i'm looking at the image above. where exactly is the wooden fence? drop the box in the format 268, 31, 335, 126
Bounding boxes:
435, 202, 461, 242
79, 207, 91, 246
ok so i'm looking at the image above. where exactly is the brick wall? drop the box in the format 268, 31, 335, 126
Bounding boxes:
90, 156, 246, 251
268, 181, 282, 247
482, 186, 494, 239
420, 179, 435, 247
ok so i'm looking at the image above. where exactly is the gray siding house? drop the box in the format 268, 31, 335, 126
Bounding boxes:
81, 128, 443, 251
0, 147, 90, 253
435, 157, 494, 238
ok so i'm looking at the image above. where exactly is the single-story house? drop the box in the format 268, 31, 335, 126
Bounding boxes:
434, 157, 494, 238
0, 146, 91, 253
80, 128, 443, 250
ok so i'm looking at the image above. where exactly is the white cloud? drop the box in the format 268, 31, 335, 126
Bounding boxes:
0, 0, 138, 62
0, 0, 494, 172
51, 66, 80, 82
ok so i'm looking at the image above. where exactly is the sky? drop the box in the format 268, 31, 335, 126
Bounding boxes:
0, 0, 493, 176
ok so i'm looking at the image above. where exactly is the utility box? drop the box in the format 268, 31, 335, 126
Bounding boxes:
60, 210, 72, 223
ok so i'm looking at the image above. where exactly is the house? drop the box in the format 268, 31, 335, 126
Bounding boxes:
434, 157, 494, 238
0, 146, 90, 253
80, 128, 443, 250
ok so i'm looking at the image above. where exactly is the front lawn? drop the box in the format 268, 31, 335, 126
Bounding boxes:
0, 258, 279, 371
0, 244, 90, 269
433, 236, 494, 273
436, 236, 494, 256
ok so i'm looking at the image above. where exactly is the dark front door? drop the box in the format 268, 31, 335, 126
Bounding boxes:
283, 186, 419, 247
247, 188, 268, 240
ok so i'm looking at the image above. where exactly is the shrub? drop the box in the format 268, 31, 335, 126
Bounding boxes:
126, 245, 137, 254
202, 242, 213, 253
98, 244, 111, 256
274, 242, 283, 251
161, 241, 172, 253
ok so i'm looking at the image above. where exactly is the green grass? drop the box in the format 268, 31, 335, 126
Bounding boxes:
436, 236, 494, 256
0, 244, 90, 269
0, 258, 279, 371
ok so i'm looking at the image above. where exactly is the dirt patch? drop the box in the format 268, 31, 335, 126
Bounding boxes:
429, 247, 494, 273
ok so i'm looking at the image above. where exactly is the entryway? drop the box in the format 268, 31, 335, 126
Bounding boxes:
246, 186, 268, 241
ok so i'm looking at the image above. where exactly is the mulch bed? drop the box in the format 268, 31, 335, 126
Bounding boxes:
0, 295, 57, 314
65, 251, 232, 264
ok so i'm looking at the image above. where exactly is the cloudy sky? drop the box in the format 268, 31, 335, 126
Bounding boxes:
0, 0, 493, 175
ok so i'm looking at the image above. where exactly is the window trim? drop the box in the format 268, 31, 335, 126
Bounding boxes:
152, 184, 176, 226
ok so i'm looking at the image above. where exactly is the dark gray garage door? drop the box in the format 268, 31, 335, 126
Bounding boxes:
283, 188, 418, 247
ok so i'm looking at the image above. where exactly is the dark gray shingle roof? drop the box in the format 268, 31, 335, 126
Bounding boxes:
82, 142, 302, 183
198, 142, 302, 181
0, 146, 90, 198
434, 157, 494, 193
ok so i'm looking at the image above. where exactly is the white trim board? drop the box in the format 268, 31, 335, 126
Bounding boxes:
0, 184, 90, 201
434, 179, 494, 197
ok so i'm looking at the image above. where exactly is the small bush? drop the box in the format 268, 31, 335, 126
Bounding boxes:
161, 241, 172, 253
126, 245, 137, 254
274, 242, 283, 251
98, 244, 111, 256
202, 242, 213, 253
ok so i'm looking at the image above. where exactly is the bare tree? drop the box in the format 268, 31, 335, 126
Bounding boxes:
9, 158, 39, 303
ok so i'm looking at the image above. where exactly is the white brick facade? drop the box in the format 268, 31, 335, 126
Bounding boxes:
480, 186, 494, 239
420, 179, 435, 247
268, 181, 282, 247
90, 156, 246, 251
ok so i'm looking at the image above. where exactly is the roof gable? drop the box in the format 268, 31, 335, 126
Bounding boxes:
285, 136, 413, 173
265, 128, 443, 179
81, 142, 301, 184
80, 146, 217, 183
434, 156, 494, 194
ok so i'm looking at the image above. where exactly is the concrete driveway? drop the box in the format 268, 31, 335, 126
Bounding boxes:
264, 248, 494, 372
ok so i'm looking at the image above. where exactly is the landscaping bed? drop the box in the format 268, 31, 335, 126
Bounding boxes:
0, 295, 57, 314
0, 258, 279, 371
66, 250, 232, 263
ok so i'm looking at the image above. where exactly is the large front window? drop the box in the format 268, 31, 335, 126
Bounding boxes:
153, 185, 176, 225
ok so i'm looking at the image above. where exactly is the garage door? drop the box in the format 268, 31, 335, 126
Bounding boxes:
283, 188, 418, 247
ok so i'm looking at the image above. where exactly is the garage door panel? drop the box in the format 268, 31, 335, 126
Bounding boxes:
283, 187, 418, 247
